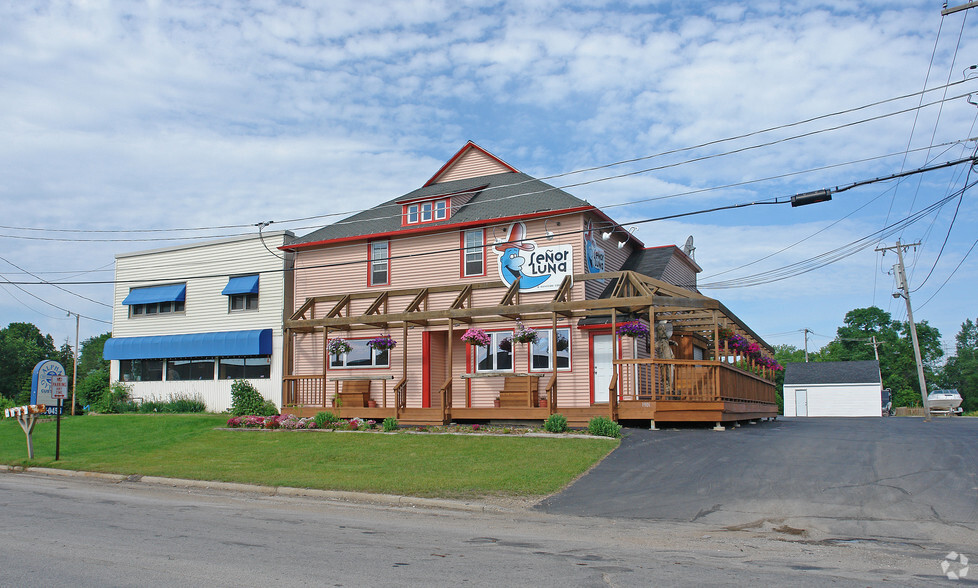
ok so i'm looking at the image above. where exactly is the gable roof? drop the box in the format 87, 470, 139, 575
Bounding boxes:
598, 245, 701, 297
424, 141, 518, 186
783, 360, 882, 386
286, 144, 594, 250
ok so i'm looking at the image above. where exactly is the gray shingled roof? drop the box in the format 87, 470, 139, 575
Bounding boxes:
288, 171, 591, 247
783, 360, 881, 385
597, 247, 677, 299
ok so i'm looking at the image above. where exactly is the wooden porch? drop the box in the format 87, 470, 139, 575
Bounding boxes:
282, 357, 777, 426
282, 270, 779, 427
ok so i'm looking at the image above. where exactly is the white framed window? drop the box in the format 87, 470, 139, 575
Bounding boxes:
370, 240, 389, 286
530, 328, 571, 371
129, 300, 185, 317
463, 229, 484, 276
230, 293, 259, 311
329, 339, 391, 369
403, 198, 449, 225
476, 331, 514, 372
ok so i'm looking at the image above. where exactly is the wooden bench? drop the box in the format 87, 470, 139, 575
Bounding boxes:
499, 376, 539, 408
336, 380, 370, 408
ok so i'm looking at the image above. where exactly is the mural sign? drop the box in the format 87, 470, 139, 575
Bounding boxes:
584, 219, 606, 277
494, 222, 573, 293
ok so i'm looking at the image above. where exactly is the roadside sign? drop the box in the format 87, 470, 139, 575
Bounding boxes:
51, 375, 68, 399
30, 360, 66, 416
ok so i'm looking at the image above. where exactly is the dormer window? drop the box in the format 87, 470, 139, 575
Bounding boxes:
403, 197, 449, 225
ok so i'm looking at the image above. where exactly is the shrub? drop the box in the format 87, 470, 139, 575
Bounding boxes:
140, 393, 207, 413
314, 411, 339, 428
76, 367, 110, 408
93, 382, 139, 414
230, 380, 276, 416
587, 416, 622, 438
544, 413, 568, 433
0, 396, 16, 412
382, 417, 398, 432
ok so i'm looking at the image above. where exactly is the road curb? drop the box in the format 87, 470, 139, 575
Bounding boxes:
3, 465, 507, 513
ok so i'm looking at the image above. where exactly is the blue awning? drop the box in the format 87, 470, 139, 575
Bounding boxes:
103, 329, 273, 360
222, 275, 260, 296
122, 284, 186, 305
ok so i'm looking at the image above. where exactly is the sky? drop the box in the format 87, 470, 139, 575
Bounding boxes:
1, 1, 977, 360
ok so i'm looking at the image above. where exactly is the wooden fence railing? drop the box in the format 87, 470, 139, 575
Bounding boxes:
613, 359, 776, 405
283, 375, 325, 407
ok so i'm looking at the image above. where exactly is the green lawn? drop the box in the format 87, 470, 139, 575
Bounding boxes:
0, 414, 617, 498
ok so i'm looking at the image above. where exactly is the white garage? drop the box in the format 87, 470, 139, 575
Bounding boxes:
783, 360, 883, 417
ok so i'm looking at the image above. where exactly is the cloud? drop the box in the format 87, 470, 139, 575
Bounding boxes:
0, 0, 975, 352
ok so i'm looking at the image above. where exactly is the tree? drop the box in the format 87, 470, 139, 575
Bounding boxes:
937, 319, 978, 412
79, 332, 111, 377
821, 307, 942, 407
0, 322, 58, 401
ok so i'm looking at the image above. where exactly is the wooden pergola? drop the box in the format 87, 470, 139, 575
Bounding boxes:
282, 271, 778, 425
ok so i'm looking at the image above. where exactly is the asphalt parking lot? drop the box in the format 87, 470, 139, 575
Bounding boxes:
537, 417, 978, 545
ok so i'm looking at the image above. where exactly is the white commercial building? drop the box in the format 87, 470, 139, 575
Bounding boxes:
782, 360, 883, 417
103, 232, 293, 412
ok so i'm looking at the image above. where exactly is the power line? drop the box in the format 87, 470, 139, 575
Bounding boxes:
1, 82, 975, 240
0, 274, 111, 324
6, 155, 975, 289
0, 254, 112, 308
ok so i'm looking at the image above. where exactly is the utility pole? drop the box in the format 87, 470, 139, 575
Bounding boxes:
68, 311, 79, 416
876, 240, 930, 420
803, 328, 812, 362
865, 335, 881, 361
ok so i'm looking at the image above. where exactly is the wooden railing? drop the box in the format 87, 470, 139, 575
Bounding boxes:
437, 377, 452, 422
283, 375, 325, 407
545, 373, 557, 413
613, 359, 776, 405
393, 376, 407, 417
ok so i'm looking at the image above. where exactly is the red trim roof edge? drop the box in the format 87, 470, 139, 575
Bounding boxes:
423, 141, 519, 187
281, 205, 597, 252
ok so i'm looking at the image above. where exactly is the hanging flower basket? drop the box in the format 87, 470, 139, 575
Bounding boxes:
555, 335, 569, 351
460, 328, 491, 347
367, 335, 397, 351
512, 320, 539, 344
327, 338, 352, 357
499, 337, 513, 353
726, 333, 750, 352
616, 321, 649, 338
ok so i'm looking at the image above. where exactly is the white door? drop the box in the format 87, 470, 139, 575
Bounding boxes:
593, 334, 613, 403
795, 389, 808, 417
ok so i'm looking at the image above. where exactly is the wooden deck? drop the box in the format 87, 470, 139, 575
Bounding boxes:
282, 358, 777, 426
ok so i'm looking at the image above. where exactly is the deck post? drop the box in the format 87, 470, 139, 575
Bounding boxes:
649, 305, 655, 400
712, 311, 721, 402
322, 326, 329, 408
550, 311, 557, 413
713, 422, 725, 431
610, 307, 618, 421
446, 320, 453, 423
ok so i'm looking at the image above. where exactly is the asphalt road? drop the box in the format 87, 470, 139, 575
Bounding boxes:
538, 417, 978, 545
2, 417, 977, 586
0, 472, 969, 587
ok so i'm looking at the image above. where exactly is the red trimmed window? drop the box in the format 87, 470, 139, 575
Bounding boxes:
403, 198, 449, 225
461, 228, 485, 277
369, 240, 389, 286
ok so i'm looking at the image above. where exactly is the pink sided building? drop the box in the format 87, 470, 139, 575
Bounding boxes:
280, 142, 778, 427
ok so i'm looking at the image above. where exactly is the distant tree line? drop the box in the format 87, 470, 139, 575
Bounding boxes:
773, 307, 978, 413
0, 322, 110, 411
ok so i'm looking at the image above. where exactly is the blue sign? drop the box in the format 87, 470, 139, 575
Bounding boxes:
31, 360, 66, 416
